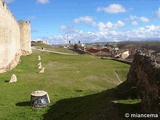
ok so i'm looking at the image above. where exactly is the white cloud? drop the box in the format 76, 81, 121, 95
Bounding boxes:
60, 25, 74, 32
28, 16, 36, 21
110, 30, 118, 36
74, 16, 94, 24
59, 25, 83, 35
97, 22, 108, 32
42, 25, 160, 45
37, 0, 49, 4
129, 16, 149, 23
140, 17, 149, 22
155, 8, 160, 18
91, 22, 97, 27
31, 29, 38, 33
124, 25, 160, 39
64, 29, 83, 35
97, 4, 126, 14
97, 20, 125, 31
129, 15, 137, 20
106, 22, 113, 29
127, 15, 150, 26
3, 0, 14, 3
145, 25, 156, 31
131, 21, 138, 26
115, 20, 125, 28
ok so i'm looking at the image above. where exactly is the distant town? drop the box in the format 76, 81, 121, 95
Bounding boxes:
32, 40, 160, 64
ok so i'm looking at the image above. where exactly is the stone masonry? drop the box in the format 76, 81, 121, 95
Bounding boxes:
0, 0, 32, 73
125, 51, 160, 114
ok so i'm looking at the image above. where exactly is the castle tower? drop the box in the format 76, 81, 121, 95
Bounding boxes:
18, 20, 32, 55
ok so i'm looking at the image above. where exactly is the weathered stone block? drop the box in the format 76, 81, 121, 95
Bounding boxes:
9, 74, 17, 83
39, 67, 45, 73
30, 90, 50, 108
38, 55, 41, 61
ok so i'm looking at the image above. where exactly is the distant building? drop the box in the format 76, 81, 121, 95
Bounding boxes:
63, 44, 69, 48
114, 47, 119, 53
148, 50, 155, 56
121, 51, 130, 59
100, 48, 110, 53
37, 41, 49, 45
86, 48, 99, 54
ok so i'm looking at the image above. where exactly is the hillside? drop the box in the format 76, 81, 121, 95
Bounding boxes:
0, 44, 139, 120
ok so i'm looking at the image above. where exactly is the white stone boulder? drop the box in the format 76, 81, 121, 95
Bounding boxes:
38, 55, 41, 61
9, 74, 17, 83
38, 64, 42, 69
37, 62, 41, 66
39, 67, 45, 73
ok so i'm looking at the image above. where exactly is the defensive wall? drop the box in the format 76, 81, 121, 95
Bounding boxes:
116, 52, 160, 114
0, 0, 32, 73
126, 52, 160, 113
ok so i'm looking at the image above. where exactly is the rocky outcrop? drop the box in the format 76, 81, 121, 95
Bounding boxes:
125, 51, 160, 113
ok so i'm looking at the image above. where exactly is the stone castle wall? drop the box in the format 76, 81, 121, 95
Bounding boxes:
125, 52, 160, 113
0, 0, 32, 73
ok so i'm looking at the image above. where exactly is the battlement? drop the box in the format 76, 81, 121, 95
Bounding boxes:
0, 0, 18, 26
18, 20, 31, 29
18, 20, 31, 24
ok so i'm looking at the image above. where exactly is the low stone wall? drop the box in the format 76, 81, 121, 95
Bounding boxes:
125, 52, 160, 113
111, 58, 132, 65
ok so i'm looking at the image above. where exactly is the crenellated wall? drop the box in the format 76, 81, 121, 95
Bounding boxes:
0, 0, 32, 73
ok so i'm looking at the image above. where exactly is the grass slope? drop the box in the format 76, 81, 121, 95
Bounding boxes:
32, 42, 75, 54
0, 47, 131, 120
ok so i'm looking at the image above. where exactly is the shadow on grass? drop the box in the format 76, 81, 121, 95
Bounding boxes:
4, 80, 9, 82
114, 102, 141, 119
16, 101, 30, 107
42, 88, 141, 120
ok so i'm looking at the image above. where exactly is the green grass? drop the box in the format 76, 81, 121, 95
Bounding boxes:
114, 99, 141, 119
32, 42, 75, 54
116, 99, 141, 104
0, 48, 131, 120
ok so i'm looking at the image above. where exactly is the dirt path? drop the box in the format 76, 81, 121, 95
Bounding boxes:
33, 48, 80, 56
114, 71, 122, 84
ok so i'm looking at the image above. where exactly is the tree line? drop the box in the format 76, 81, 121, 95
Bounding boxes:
117, 41, 160, 51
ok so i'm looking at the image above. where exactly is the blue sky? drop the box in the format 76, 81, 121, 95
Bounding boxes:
4, 0, 160, 45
